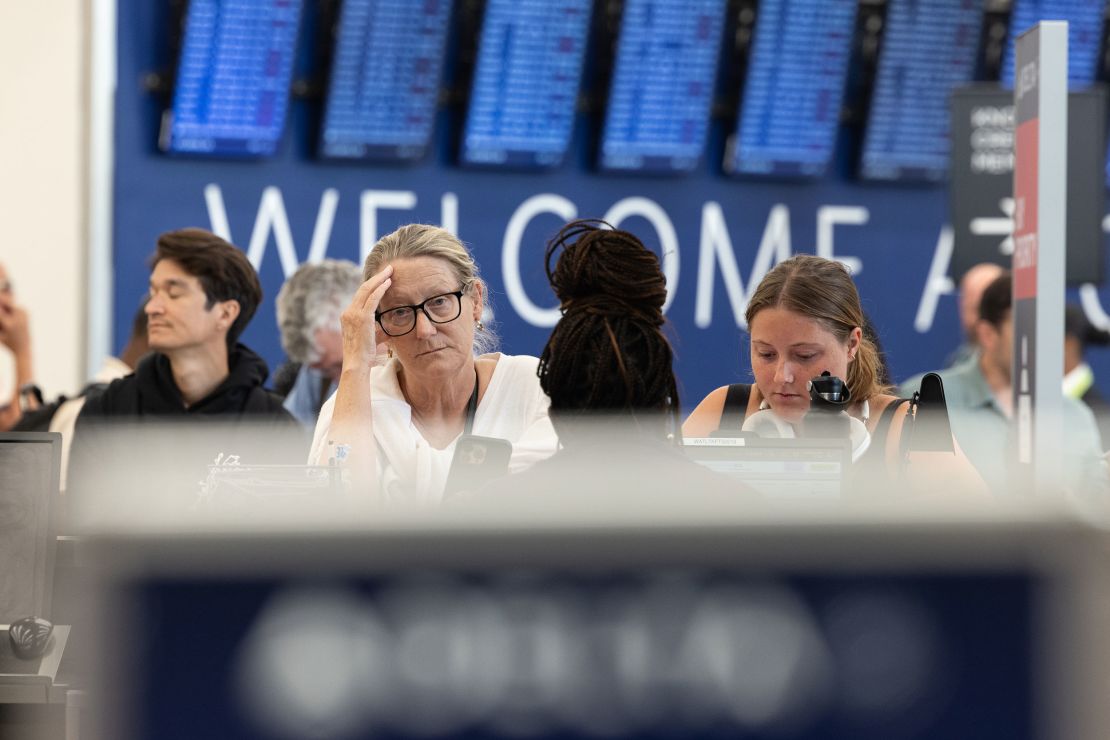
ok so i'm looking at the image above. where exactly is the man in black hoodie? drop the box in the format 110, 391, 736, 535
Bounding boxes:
78, 228, 290, 420
70, 229, 300, 517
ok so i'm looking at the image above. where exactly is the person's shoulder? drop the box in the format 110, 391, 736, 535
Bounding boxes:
928, 359, 985, 407
871, 390, 909, 407
902, 355, 976, 394
485, 354, 543, 391
935, 355, 979, 380
489, 353, 537, 375
704, 385, 737, 403
682, 385, 734, 438
867, 393, 912, 431
271, 360, 303, 399
1083, 384, 1110, 410
368, 358, 405, 400
245, 386, 298, 421
1063, 393, 1099, 425
698, 385, 735, 412
80, 373, 139, 418
1059, 396, 1105, 459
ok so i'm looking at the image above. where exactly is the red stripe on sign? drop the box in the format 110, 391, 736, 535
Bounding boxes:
1013, 118, 1039, 300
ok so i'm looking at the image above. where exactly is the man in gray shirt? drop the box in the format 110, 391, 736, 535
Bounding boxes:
929, 273, 1105, 496
900, 262, 1004, 397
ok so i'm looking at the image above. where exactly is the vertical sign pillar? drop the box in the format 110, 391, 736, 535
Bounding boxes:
1013, 22, 1067, 493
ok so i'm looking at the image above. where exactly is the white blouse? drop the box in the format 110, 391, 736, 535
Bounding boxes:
309, 354, 557, 504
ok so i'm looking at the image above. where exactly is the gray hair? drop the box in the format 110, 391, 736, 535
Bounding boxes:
365, 224, 498, 355
276, 259, 363, 363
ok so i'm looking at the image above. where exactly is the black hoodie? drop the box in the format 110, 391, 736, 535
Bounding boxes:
79, 344, 291, 419
68, 346, 304, 510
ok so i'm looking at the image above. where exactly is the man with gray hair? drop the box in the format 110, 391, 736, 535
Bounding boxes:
275, 259, 363, 426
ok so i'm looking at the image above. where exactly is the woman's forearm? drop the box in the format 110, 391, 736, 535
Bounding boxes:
327, 364, 381, 503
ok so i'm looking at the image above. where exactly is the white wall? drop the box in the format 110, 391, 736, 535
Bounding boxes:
0, 0, 88, 400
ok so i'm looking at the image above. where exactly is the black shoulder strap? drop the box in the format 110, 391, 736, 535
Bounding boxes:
720, 384, 752, 430
464, 369, 480, 436
873, 397, 910, 447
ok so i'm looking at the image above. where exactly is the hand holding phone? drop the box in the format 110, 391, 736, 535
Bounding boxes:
444, 435, 512, 497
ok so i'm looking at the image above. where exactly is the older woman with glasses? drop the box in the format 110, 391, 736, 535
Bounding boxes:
309, 224, 557, 504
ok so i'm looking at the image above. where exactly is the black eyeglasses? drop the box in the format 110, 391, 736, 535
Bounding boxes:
375, 290, 464, 337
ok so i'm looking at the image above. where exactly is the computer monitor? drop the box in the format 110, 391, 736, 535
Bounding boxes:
0, 432, 61, 624
684, 436, 849, 499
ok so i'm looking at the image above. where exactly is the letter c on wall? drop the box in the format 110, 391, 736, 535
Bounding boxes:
502, 194, 578, 328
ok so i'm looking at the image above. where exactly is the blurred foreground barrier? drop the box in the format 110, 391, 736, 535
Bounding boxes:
76, 504, 1110, 740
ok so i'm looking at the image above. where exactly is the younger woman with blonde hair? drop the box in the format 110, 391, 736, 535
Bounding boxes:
684, 254, 910, 476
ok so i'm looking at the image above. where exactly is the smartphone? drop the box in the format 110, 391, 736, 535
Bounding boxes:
443, 434, 513, 497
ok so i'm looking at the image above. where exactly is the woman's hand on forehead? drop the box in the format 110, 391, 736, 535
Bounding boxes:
337, 265, 394, 368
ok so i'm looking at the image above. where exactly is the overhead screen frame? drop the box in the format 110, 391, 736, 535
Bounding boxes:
457, 0, 597, 170
158, 0, 305, 158
596, 0, 730, 176
999, 0, 1106, 90
856, 0, 986, 184
147, 0, 1110, 190
316, 0, 457, 163
724, 0, 860, 179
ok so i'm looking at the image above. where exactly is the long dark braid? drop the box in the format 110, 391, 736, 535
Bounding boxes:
538, 219, 680, 439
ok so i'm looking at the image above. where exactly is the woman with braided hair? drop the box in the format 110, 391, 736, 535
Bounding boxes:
537, 218, 681, 439
477, 219, 744, 502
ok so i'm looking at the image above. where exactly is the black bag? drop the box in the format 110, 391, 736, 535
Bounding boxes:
10, 382, 109, 433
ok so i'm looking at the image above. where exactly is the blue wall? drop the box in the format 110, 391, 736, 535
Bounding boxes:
112, 0, 1110, 411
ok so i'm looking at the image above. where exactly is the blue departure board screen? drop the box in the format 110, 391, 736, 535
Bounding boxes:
599, 0, 726, 174
162, 0, 302, 157
727, 0, 856, 177
460, 0, 592, 168
319, 0, 453, 161
1001, 0, 1104, 88
859, 0, 982, 182
999, 2, 1109, 185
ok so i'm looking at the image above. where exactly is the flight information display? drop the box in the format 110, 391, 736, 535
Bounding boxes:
319, 0, 453, 161
727, 0, 857, 177
162, 0, 302, 157
859, 0, 982, 182
460, 0, 592, 168
599, 0, 727, 174
1001, 0, 1104, 88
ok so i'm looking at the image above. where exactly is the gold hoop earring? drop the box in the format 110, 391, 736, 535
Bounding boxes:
387, 348, 394, 359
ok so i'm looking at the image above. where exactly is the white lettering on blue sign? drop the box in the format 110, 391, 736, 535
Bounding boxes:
199, 184, 992, 338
